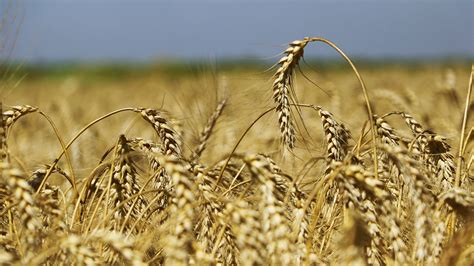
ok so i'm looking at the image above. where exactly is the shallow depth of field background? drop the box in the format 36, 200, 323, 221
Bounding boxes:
0, 1, 473, 265
1, 0, 472, 175
2, 63, 472, 180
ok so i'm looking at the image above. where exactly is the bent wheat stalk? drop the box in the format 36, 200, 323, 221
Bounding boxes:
272, 37, 378, 177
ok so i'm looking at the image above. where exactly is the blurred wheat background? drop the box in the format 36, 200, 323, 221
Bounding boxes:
0, 0, 473, 265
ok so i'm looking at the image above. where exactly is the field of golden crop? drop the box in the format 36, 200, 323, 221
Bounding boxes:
0, 39, 473, 265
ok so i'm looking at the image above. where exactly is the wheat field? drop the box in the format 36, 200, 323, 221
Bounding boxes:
0, 38, 473, 265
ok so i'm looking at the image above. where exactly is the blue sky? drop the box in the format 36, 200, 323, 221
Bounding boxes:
3, 0, 474, 62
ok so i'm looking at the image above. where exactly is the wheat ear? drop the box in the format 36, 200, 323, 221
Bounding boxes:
272, 39, 309, 149
191, 98, 227, 161
134, 108, 181, 157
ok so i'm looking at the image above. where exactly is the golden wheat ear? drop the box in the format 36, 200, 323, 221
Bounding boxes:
314, 106, 352, 173
105, 135, 148, 232
134, 108, 182, 157
2, 105, 38, 130
243, 154, 294, 264
272, 39, 309, 150
191, 98, 227, 162
156, 155, 198, 265
272, 37, 379, 178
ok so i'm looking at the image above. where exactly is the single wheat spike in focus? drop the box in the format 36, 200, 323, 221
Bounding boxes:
272, 39, 309, 149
